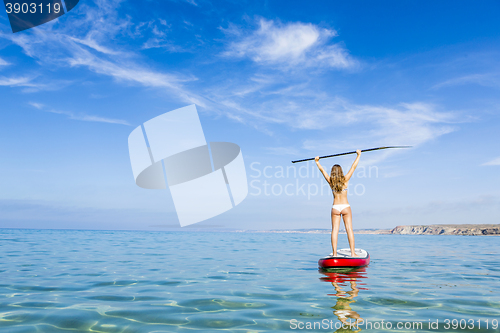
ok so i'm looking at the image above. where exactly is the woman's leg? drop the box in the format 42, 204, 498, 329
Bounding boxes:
341, 207, 358, 257
331, 209, 341, 256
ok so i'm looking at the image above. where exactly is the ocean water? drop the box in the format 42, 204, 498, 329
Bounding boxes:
1, 229, 499, 332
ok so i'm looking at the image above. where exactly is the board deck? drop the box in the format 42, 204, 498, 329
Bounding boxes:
318, 248, 370, 268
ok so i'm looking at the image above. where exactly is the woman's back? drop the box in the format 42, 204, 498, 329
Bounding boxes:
332, 183, 349, 204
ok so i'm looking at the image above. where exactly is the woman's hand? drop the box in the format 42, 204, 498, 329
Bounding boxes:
315, 156, 320, 163
356, 149, 361, 155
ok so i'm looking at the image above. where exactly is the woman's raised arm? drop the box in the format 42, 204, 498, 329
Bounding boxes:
315, 156, 330, 183
344, 150, 361, 181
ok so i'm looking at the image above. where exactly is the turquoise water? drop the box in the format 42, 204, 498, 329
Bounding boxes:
1, 229, 499, 332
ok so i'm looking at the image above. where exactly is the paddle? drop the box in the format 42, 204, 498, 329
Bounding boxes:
291, 146, 412, 163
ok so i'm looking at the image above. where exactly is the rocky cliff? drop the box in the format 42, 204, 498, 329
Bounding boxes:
390, 224, 500, 236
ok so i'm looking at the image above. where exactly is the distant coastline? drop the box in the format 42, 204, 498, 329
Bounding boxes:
389, 224, 500, 236
253, 224, 500, 236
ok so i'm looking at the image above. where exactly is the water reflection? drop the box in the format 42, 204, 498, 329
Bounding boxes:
319, 267, 368, 332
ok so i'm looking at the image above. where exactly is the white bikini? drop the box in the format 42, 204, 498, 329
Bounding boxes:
332, 187, 350, 213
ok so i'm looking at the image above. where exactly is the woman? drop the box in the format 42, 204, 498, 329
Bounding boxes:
315, 150, 361, 257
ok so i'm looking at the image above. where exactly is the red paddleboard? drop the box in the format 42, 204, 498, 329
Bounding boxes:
318, 248, 370, 268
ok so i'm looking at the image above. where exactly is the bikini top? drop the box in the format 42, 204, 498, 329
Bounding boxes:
333, 182, 348, 193
334, 187, 348, 193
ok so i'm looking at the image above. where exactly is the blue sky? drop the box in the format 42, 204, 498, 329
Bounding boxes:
0, 0, 499, 230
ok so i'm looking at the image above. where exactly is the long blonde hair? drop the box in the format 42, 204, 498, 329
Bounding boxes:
329, 164, 346, 193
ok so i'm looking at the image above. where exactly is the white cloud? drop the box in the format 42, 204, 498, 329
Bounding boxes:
141, 38, 187, 52
0, 75, 58, 92
0, 58, 9, 66
74, 114, 130, 125
0, 74, 71, 92
0, 0, 204, 105
29, 102, 130, 125
0, 76, 37, 87
208, 76, 458, 163
210, 74, 456, 146
29, 102, 44, 109
483, 157, 500, 166
223, 19, 357, 69
132, 19, 189, 52
433, 73, 500, 89
68, 50, 186, 88
296, 102, 455, 154
360, 102, 456, 146
68, 35, 124, 56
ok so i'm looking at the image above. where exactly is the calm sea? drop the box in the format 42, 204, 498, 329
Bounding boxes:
1, 229, 499, 332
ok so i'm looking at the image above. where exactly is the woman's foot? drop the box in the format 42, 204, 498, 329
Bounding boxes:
350, 250, 358, 257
